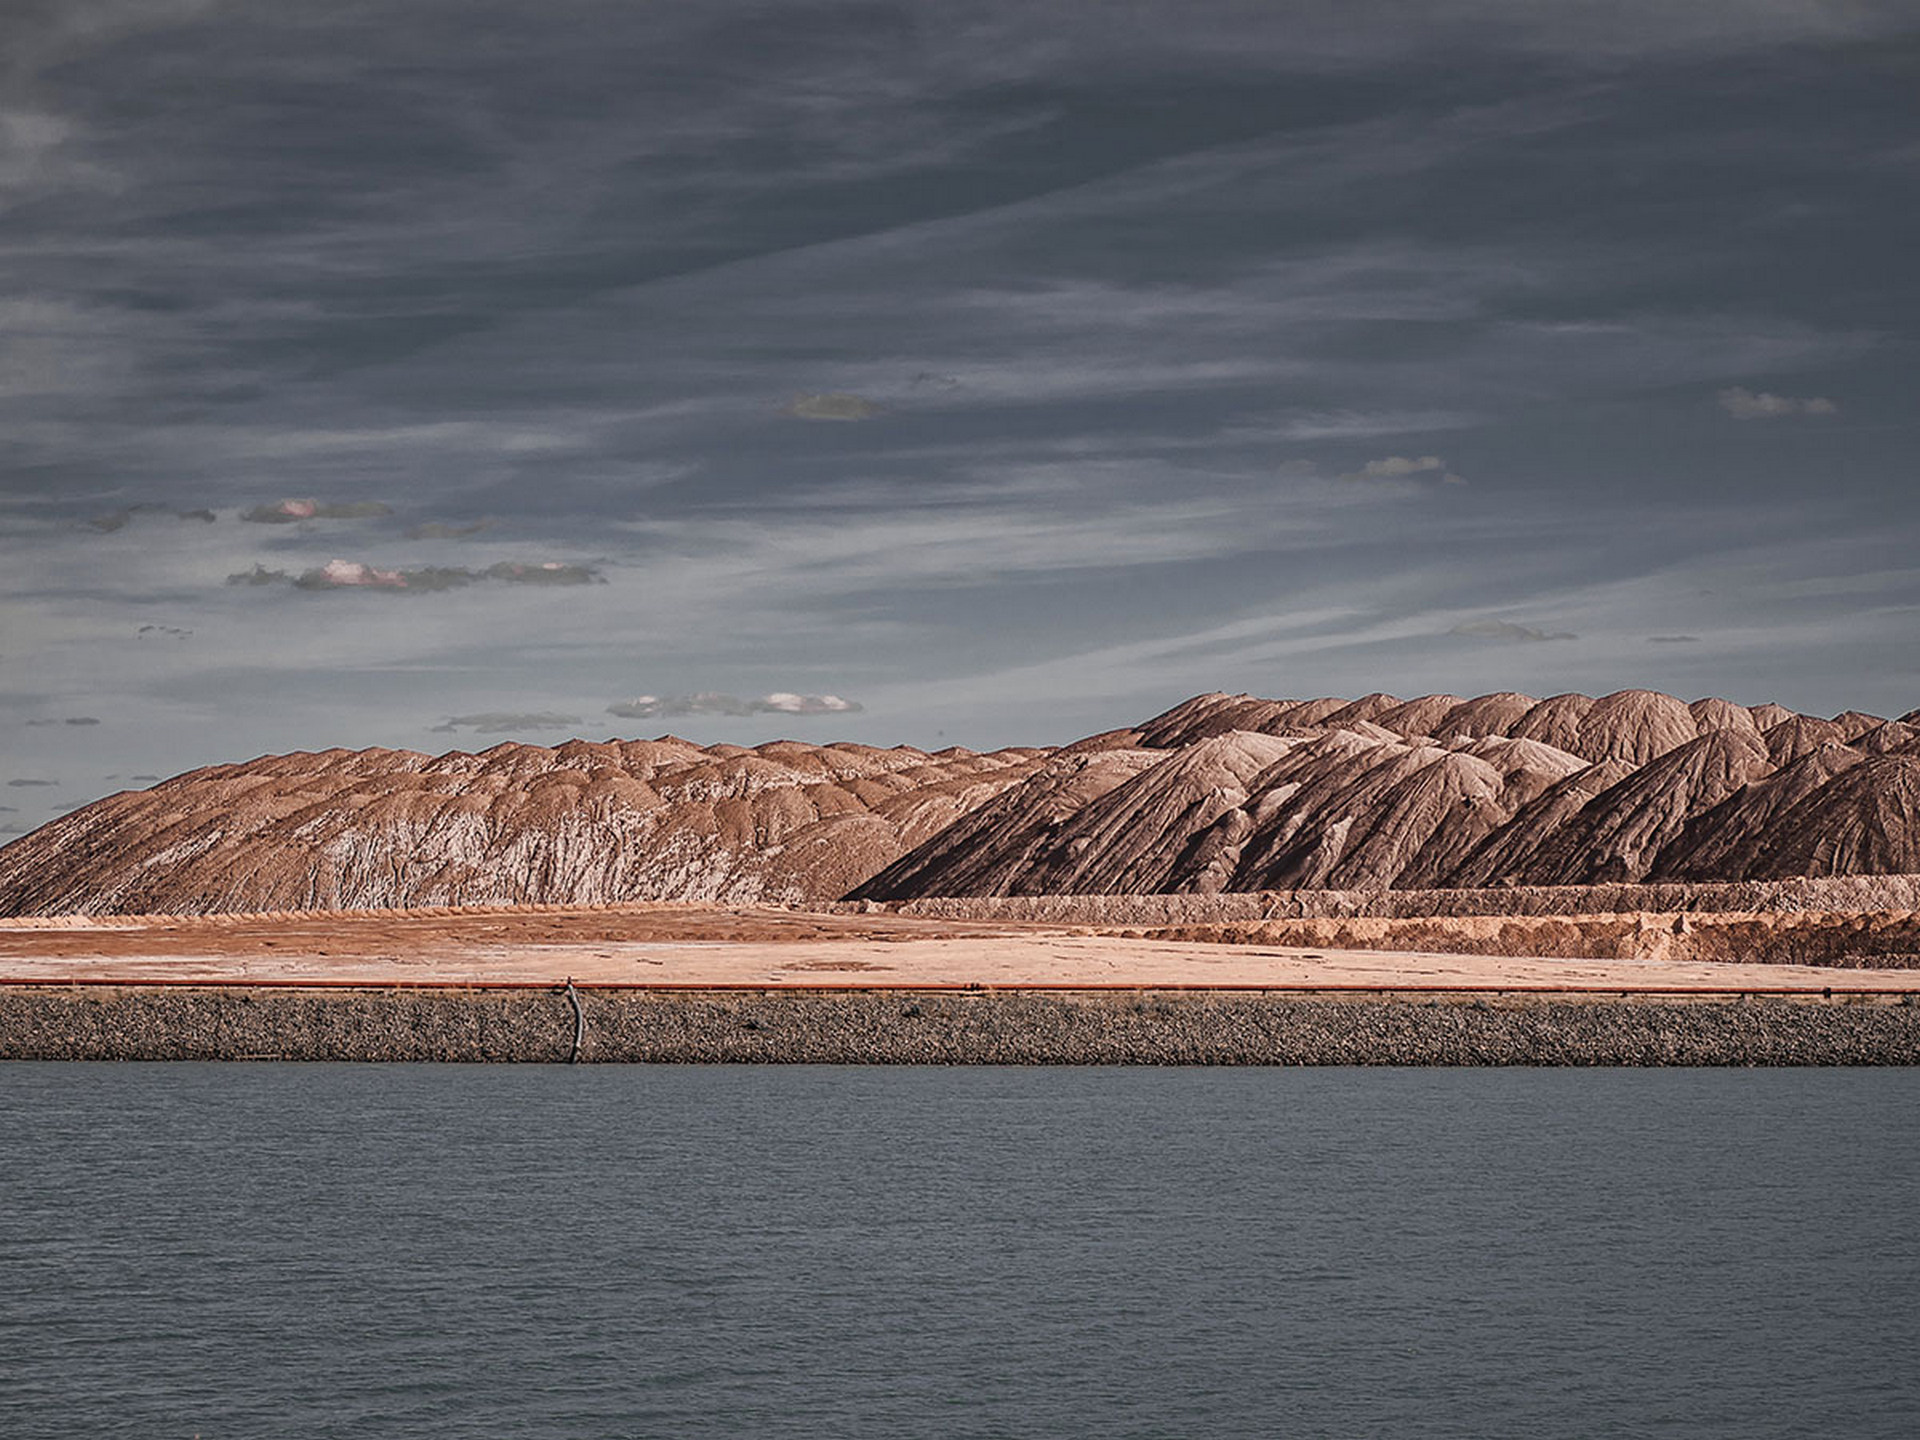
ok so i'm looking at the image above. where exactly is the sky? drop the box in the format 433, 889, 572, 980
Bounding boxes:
2, 0, 1917, 828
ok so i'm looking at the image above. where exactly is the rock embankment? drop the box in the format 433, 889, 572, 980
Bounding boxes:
3, 987, 1915, 1066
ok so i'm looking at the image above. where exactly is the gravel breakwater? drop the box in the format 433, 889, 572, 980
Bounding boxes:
3, 986, 1917, 1065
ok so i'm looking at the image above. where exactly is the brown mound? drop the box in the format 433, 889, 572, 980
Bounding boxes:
1436, 691, 1540, 741
0, 737, 1051, 916
858, 691, 1917, 902
1370, 693, 1464, 738
8, 688, 1919, 917
1439, 760, 1638, 890
1505, 730, 1775, 885
1830, 710, 1887, 742
1718, 753, 1920, 879
1765, 714, 1852, 765
1652, 740, 1867, 881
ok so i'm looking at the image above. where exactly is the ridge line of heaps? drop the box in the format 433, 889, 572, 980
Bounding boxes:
3, 690, 1918, 916
849, 689, 1920, 900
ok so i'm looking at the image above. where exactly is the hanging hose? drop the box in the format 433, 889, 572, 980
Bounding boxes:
564, 976, 585, 1064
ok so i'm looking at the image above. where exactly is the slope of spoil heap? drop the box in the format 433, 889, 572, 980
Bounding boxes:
0, 737, 1050, 916
6, 689, 1920, 918
850, 690, 1920, 900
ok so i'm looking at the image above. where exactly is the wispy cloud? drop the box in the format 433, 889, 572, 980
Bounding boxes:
241, 498, 394, 523
606, 692, 863, 719
1648, 634, 1701, 644
780, 392, 881, 421
405, 520, 493, 540
1340, 454, 1467, 485
429, 712, 583, 734
228, 560, 603, 591
25, 716, 100, 726
84, 505, 218, 533
1448, 619, 1578, 643
1717, 386, 1837, 419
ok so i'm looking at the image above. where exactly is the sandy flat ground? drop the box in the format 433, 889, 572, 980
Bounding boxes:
3, 903, 1918, 993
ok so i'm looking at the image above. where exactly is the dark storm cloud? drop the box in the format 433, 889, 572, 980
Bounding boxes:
607, 693, 863, 719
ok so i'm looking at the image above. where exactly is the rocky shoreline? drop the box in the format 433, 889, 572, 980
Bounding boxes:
3, 986, 1916, 1065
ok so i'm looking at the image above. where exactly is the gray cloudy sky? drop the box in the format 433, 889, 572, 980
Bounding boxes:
3, 0, 1917, 818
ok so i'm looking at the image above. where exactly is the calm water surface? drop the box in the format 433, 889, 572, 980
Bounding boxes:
2, 1064, 1916, 1438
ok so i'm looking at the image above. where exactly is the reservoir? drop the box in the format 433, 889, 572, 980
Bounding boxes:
4, 1064, 1916, 1438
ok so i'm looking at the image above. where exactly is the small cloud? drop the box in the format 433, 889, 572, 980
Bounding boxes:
1647, 634, 1701, 644
431, 712, 583, 734
480, 561, 601, 587
608, 693, 755, 719
1716, 386, 1838, 419
606, 692, 863, 720
0, 823, 30, 835
228, 559, 603, 591
0, 804, 14, 811
294, 559, 408, 590
1448, 619, 1577, 643
781, 392, 881, 422
25, 717, 100, 727
8, 778, 58, 787
405, 519, 493, 540
227, 564, 290, 586
137, 624, 194, 639
129, 775, 160, 783
241, 498, 395, 523
84, 505, 221, 532
757, 692, 862, 715
1339, 454, 1466, 485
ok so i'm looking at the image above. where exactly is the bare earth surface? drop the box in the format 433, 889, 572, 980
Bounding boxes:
8, 689, 1919, 920
4, 904, 1916, 994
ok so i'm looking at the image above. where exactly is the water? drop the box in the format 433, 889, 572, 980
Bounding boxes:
2, 1065, 1916, 1439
